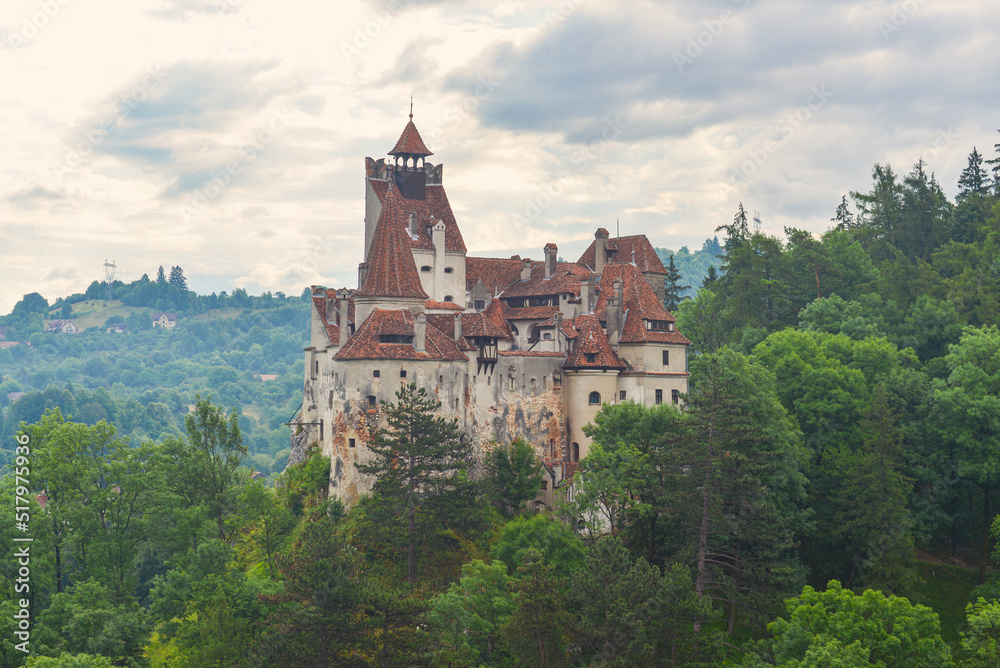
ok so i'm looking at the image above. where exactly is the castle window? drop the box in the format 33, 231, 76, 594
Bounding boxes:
531, 378, 536, 389
662, 350, 670, 366
349, 438, 356, 448
400, 369, 407, 379
543, 332, 552, 340
572, 442, 580, 462
672, 389, 680, 405
367, 395, 376, 410
444, 295, 453, 302
589, 391, 601, 405
474, 299, 485, 310
620, 390, 626, 400
315, 361, 319, 374
648, 320, 674, 331
421, 265, 431, 272
585, 353, 597, 364
439, 375, 443, 384
444, 267, 453, 274
655, 389, 663, 405
373, 370, 380, 378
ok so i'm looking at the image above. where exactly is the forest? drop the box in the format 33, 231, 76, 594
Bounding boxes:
1, 142, 1000, 666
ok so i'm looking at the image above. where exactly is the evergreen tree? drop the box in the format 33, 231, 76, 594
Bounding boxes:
482, 438, 543, 518
155, 266, 167, 284
663, 254, 689, 312
832, 194, 855, 231
954, 147, 993, 243
355, 383, 472, 583
168, 266, 188, 291
836, 383, 915, 591
716, 202, 750, 251
701, 265, 718, 290
665, 349, 807, 633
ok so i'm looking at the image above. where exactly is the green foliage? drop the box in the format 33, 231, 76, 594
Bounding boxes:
960, 597, 1000, 667
24, 654, 115, 668
490, 514, 586, 580
429, 559, 514, 665
744, 580, 953, 667
570, 538, 720, 667
482, 437, 542, 517
356, 383, 473, 583
183, 396, 248, 540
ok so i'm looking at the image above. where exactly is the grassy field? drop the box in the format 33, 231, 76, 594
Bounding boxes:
909, 560, 980, 644
47, 299, 138, 331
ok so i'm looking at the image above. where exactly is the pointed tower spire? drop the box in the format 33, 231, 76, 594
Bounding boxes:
356, 184, 429, 300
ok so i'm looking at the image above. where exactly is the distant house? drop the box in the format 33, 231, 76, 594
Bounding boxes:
0, 342, 20, 349
7, 392, 25, 403
151, 312, 178, 329
106, 323, 129, 333
255, 374, 279, 381
0, 326, 8, 340
45, 320, 80, 334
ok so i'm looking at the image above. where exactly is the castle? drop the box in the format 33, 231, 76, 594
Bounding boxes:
299, 114, 691, 506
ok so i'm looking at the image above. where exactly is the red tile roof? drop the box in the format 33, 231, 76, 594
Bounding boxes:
593, 265, 691, 345
356, 186, 429, 300
498, 262, 593, 300
506, 305, 560, 320
465, 256, 525, 294
426, 312, 512, 342
389, 118, 433, 156
577, 234, 667, 275
563, 314, 626, 369
482, 298, 513, 338
498, 351, 565, 357
335, 309, 468, 361
369, 179, 467, 253
425, 299, 463, 311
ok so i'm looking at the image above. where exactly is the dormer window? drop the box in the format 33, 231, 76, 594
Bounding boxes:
647, 320, 674, 332
585, 353, 597, 364
379, 334, 414, 344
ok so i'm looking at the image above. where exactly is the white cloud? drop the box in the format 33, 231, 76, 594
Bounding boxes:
1, 0, 999, 312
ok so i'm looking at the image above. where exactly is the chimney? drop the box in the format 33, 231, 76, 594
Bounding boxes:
309, 286, 326, 348
358, 262, 368, 288
414, 312, 426, 352
544, 243, 558, 279
580, 276, 594, 313
553, 310, 563, 352
325, 289, 337, 340
338, 288, 351, 347
607, 278, 624, 340
594, 228, 610, 274
521, 257, 533, 281
454, 312, 463, 341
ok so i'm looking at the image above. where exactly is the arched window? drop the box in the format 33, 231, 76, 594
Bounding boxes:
420, 265, 431, 272
444, 295, 453, 302
572, 442, 580, 462
588, 391, 601, 405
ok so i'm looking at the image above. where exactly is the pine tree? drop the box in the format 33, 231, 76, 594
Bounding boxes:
701, 265, 718, 290
155, 265, 167, 284
832, 194, 854, 231
664, 349, 806, 633
356, 383, 472, 583
836, 383, 915, 591
169, 265, 188, 291
716, 202, 750, 250
663, 254, 690, 312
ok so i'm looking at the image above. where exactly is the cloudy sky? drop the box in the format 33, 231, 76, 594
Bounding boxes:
2, 0, 998, 313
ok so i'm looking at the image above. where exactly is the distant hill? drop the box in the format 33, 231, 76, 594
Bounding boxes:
0, 280, 312, 476
654, 237, 724, 299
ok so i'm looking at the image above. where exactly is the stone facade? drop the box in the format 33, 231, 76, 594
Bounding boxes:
298, 116, 692, 506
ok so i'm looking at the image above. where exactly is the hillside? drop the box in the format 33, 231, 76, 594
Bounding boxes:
0, 286, 310, 475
